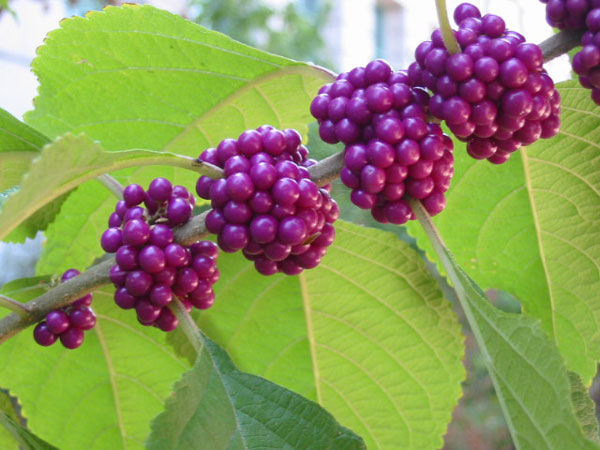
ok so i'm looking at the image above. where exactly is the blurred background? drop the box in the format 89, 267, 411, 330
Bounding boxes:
0, 0, 585, 448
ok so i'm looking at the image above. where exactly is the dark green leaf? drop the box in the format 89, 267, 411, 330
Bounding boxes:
148, 331, 365, 450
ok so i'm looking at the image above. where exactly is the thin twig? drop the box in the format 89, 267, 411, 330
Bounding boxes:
0, 295, 31, 318
540, 28, 584, 64
96, 174, 124, 199
0, 28, 580, 344
435, 0, 460, 55
170, 300, 202, 354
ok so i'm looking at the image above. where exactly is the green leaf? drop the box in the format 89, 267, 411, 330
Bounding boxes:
412, 201, 599, 449
0, 390, 21, 449
0, 107, 49, 192
568, 371, 600, 443
147, 331, 365, 450
0, 279, 190, 449
27, 4, 331, 271
179, 221, 465, 449
24, 4, 333, 151
0, 412, 58, 450
407, 81, 600, 382
0, 133, 208, 242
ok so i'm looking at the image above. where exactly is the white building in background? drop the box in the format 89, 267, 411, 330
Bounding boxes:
0, 0, 571, 285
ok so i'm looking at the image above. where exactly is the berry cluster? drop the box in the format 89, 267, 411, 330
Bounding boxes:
101, 179, 220, 331
310, 60, 428, 146
310, 60, 454, 222
33, 269, 96, 349
407, 3, 560, 163
572, 9, 600, 104
540, 0, 596, 30
196, 126, 338, 276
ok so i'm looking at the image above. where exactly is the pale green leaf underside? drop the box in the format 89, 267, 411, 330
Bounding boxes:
460, 271, 598, 449
0, 107, 49, 193
407, 81, 600, 382
0, 133, 207, 241
194, 221, 464, 449
0, 280, 189, 450
147, 332, 365, 450
418, 220, 599, 450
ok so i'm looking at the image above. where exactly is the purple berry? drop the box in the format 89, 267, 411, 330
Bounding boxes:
60, 328, 84, 349
46, 310, 70, 334
123, 184, 145, 207
69, 306, 96, 330
33, 323, 57, 346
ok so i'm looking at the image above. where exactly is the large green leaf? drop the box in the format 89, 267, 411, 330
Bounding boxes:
147, 330, 365, 450
0, 278, 189, 449
0, 132, 214, 242
175, 221, 465, 449
412, 200, 599, 449
27, 4, 332, 273
24, 4, 332, 150
407, 81, 600, 382
0, 107, 49, 192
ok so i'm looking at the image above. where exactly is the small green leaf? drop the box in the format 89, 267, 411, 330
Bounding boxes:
0, 107, 49, 191
568, 371, 600, 443
412, 201, 600, 449
0, 412, 58, 450
0, 133, 210, 242
147, 331, 365, 450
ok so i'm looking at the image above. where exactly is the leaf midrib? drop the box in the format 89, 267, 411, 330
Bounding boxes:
520, 151, 558, 344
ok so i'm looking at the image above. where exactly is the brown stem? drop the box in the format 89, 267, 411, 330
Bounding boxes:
0, 28, 580, 344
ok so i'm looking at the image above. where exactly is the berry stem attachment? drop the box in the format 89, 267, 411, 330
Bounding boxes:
97, 174, 124, 199
435, 0, 460, 55
0, 295, 31, 318
170, 299, 202, 354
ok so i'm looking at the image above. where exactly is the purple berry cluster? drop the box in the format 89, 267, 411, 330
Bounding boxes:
101, 179, 220, 331
310, 59, 430, 146
33, 269, 96, 349
572, 9, 600, 104
408, 3, 561, 163
540, 0, 597, 30
310, 59, 454, 222
196, 125, 339, 276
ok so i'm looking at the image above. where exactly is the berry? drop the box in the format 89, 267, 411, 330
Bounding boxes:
540, 0, 593, 29
197, 126, 338, 275
572, 8, 600, 105
33, 323, 57, 346
69, 306, 97, 330
60, 328, 84, 349
407, 3, 560, 163
33, 269, 96, 349
45, 310, 70, 334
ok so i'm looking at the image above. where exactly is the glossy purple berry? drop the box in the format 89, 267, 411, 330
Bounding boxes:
33, 323, 57, 346
60, 328, 84, 349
